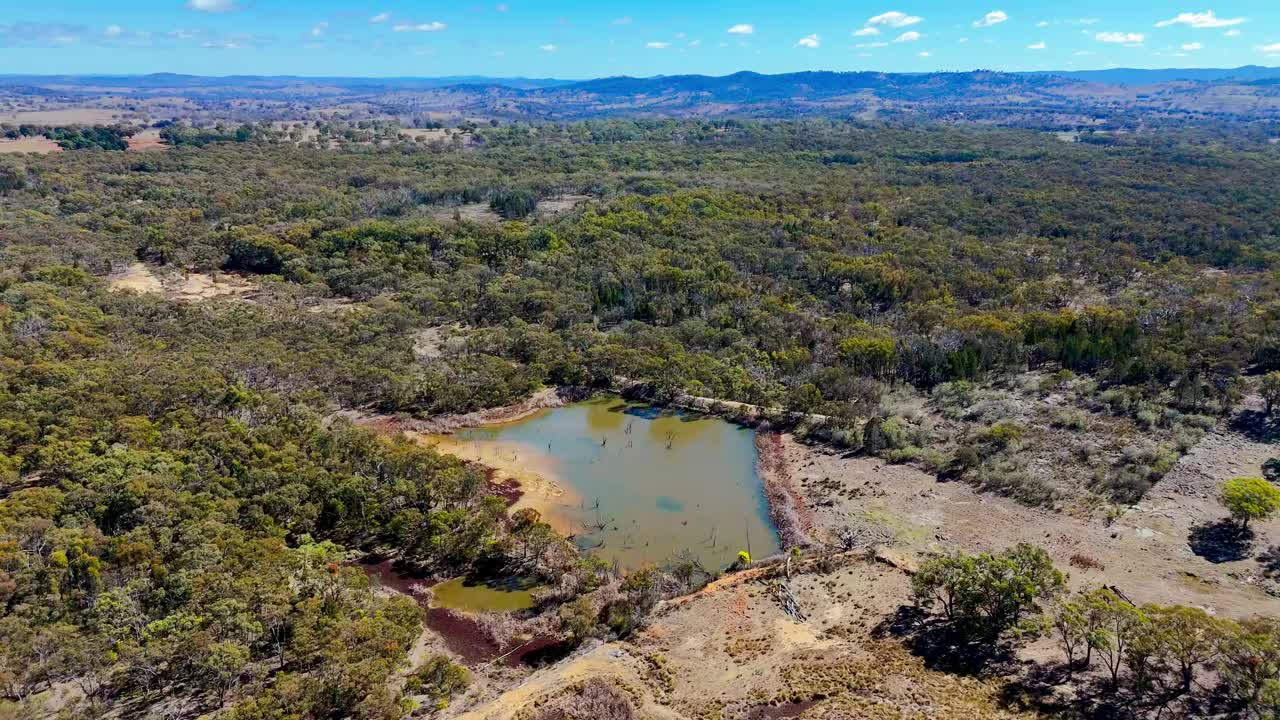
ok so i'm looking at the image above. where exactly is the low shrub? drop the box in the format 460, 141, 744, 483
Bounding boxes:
1050, 408, 1088, 430
975, 456, 1056, 507
405, 656, 471, 707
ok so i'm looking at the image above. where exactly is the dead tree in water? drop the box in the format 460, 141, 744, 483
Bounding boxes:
665, 431, 675, 449
589, 498, 610, 532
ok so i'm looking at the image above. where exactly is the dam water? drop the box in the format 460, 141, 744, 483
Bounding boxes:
428, 397, 781, 571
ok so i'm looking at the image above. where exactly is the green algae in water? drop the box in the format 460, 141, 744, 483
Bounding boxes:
450, 397, 781, 570
431, 577, 537, 612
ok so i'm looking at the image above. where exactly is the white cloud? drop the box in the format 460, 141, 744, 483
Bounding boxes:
1260, 42, 1280, 53
1225, 28, 1242, 37
612, 16, 633, 26
1036, 21, 1049, 28
539, 43, 557, 51
195, 31, 267, 49
727, 23, 754, 35
1156, 11, 1246, 29
393, 22, 447, 32
918, 50, 931, 56
370, 12, 390, 23
856, 11, 920, 40
893, 31, 923, 43
1096, 31, 1145, 44
1073, 50, 1095, 56
646, 41, 670, 48
856, 41, 889, 48
1182, 41, 1203, 50
973, 10, 1008, 28
867, 11, 922, 28
688, 39, 701, 47
958, 37, 969, 43
104, 24, 123, 37
310, 22, 328, 37
796, 33, 820, 48
187, 0, 238, 12
0, 23, 84, 46
1027, 40, 1046, 49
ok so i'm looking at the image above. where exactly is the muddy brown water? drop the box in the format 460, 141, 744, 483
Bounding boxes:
430, 397, 781, 571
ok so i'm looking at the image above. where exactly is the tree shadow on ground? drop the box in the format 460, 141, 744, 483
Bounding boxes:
873, 606, 1018, 676
1258, 545, 1280, 577
1189, 520, 1255, 563
997, 661, 1227, 720
1229, 409, 1280, 442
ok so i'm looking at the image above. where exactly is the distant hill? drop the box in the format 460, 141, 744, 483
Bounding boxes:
1025, 65, 1280, 85
4, 67, 1280, 126
561, 70, 1059, 102
0, 73, 572, 91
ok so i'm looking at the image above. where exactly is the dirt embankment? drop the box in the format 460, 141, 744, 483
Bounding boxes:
755, 432, 815, 549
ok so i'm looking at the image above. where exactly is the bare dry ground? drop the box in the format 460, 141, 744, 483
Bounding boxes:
0, 108, 123, 124
445, 555, 1031, 720
127, 128, 167, 151
788, 423, 1280, 618
534, 194, 593, 218
428, 202, 502, 223
0, 137, 62, 154
108, 263, 258, 302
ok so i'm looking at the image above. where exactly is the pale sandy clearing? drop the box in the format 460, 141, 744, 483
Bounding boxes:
0, 137, 62, 154
109, 263, 258, 301
0, 108, 121, 124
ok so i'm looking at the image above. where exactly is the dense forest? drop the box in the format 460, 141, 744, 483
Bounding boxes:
3, 119, 1280, 717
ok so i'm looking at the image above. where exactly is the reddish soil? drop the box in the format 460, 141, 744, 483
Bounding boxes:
425, 608, 503, 665
127, 131, 167, 151
360, 557, 438, 601
756, 432, 816, 548
487, 474, 524, 507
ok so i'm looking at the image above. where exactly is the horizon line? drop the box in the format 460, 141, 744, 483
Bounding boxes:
1, 64, 1278, 84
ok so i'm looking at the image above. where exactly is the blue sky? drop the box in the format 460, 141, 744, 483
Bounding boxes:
3, 2, 1279, 78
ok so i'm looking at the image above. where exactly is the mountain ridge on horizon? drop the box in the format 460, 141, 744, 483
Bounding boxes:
4, 64, 1280, 88
7, 65, 1280, 126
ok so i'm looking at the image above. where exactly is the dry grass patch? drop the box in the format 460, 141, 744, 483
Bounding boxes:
0, 137, 62, 154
